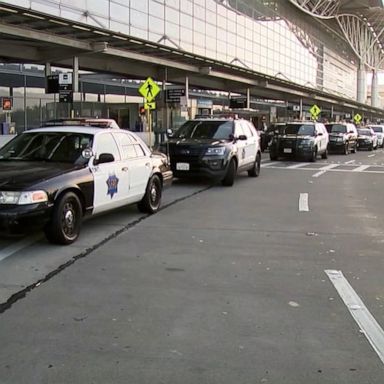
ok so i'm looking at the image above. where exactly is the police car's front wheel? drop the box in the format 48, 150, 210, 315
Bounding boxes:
138, 175, 162, 214
45, 192, 82, 245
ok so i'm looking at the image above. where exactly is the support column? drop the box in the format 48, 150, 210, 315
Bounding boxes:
371, 69, 379, 108
357, 62, 367, 104
73, 56, 79, 93
246, 88, 250, 109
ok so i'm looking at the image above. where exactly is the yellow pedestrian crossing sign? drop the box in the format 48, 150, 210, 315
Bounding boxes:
138, 77, 160, 102
309, 104, 321, 119
144, 102, 156, 110
353, 113, 362, 124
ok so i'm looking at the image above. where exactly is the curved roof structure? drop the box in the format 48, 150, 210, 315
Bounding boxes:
288, 0, 384, 69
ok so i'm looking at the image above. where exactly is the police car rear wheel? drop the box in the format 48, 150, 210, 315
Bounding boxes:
44, 192, 82, 245
138, 175, 162, 214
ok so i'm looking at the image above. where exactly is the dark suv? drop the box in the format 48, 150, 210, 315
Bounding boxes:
325, 122, 358, 154
163, 118, 261, 186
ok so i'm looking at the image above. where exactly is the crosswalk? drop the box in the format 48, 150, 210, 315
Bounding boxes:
261, 159, 384, 174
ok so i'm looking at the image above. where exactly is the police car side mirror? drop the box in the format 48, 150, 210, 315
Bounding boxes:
95, 153, 115, 165
238, 134, 247, 141
167, 128, 174, 137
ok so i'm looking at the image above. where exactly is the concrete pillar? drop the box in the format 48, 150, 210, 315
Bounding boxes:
45, 63, 51, 77
371, 69, 379, 108
357, 62, 366, 104
73, 56, 79, 93
246, 88, 250, 109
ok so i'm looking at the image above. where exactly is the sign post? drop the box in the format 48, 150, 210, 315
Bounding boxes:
138, 77, 160, 148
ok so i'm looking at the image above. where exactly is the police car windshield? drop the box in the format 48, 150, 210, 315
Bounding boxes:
370, 126, 383, 133
285, 124, 315, 136
325, 124, 347, 133
0, 132, 93, 163
357, 129, 372, 136
173, 120, 234, 140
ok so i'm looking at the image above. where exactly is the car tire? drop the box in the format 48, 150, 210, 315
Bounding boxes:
344, 143, 349, 155
369, 145, 373, 151
222, 158, 237, 186
44, 191, 82, 245
351, 143, 357, 153
310, 147, 317, 162
138, 174, 162, 214
321, 148, 328, 159
270, 153, 278, 161
248, 152, 261, 177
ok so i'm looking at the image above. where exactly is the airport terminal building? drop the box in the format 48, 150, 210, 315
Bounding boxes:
0, 0, 383, 133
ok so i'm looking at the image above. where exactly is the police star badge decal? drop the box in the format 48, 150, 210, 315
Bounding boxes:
106, 174, 119, 198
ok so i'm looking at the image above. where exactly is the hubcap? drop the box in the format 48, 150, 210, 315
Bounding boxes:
150, 185, 158, 204
62, 202, 76, 236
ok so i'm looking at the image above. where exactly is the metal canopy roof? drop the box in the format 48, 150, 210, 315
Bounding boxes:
0, 2, 383, 118
289, 0, 384, 69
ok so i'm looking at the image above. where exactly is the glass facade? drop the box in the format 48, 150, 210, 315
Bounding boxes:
3, 0, 358, 100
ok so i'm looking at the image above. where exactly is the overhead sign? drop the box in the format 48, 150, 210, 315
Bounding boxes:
229, 97, 247, 109
166, 88, 186, 103
353, 113, 362, 124
138, 77, 160, 102
309, 104, 321, 119
144, 102, 156, 110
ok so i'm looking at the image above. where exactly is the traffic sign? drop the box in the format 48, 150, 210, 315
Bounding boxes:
309, 104, 321, 118
353, 113, 362, 124
144, 102, 156, 110
138, 77, 160, 102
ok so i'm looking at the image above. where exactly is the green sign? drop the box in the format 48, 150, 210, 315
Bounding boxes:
353, 113, 362, 124
138, 77, 160, 102
144, 102, 156, 110
309, 104, 321, 118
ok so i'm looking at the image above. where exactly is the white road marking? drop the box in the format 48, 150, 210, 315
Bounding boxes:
0, 235, 42, 262
325, 270, 384, 365
312, 164, 338, 178
286, 162, 311, 169
368, 154, 376, 158
262, 161, 280, 167
299, 193, 309, 212
353, 165, 370, 172
345, 160, 356, 164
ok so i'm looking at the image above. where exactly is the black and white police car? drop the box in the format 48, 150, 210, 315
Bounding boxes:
0, 121, 172, 244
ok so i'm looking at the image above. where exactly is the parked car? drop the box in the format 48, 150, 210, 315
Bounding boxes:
261, 122, 287, 151
164, 117, 261, 186
269, 121, 329, 161
357, 127, 378, 151
0, 125, 172, 244
367, 125, 384, 148
325, 122, 358, 154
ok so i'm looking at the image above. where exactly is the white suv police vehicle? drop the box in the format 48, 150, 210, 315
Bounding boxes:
0, 122, 172, 244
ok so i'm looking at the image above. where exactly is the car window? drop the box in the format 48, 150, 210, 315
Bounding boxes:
241, 121, 254, 137
371, 126, 383, 133
325, 124, 347, 133
95, 133, 121, 161
0, 132, 93, 163
234, 122, 245, 137
285, 124, 315, 136
357, 129, 372, 136
173, 120, 234, 139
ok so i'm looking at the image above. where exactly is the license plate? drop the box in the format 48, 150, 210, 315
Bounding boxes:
283, 148, 292, 153
176, 162, 190, 171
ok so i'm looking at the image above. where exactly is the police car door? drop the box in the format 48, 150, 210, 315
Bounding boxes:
234, 122, 247, 167
241, 121, 257, 165
113, 132, 151, 201
91, 132, 129, 214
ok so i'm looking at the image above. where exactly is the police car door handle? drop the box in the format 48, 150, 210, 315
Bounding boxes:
121, 167, 129, 172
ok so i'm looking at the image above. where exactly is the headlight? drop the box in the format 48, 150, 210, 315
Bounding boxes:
0, 190, 48, 205
205, 147, 226, 156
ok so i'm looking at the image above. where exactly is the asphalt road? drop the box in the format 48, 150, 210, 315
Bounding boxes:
0, 148, 384, 383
